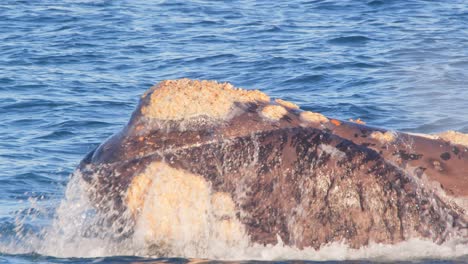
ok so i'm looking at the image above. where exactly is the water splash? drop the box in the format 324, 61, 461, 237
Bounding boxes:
0, 171, 467, 261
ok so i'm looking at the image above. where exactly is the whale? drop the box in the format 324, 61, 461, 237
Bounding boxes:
77, 79, 468, 255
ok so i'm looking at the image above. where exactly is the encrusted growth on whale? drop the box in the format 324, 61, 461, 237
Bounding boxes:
299, 111, 329, 124
140, 79, 270, 121
260, 105, 288, 121
437, 130, 468, 147
127, 162, 247, 255
370, 131, 396, 143
275, 98, 299, 109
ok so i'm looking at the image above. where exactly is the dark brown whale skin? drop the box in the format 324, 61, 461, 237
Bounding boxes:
77, 84, 468, 250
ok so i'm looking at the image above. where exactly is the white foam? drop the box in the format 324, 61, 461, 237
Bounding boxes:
237, 237, 468, 261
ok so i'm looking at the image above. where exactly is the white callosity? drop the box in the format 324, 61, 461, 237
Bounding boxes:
275, 99, 300, 109
127, 162, 248, 257
260, 105, 288, 121
437, 130, 468, 147
299, 111, 329, 124
370, 131, 396, 144
140, 79, 270, 121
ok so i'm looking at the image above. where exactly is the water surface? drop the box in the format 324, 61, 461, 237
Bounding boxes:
0, 0, 467, 263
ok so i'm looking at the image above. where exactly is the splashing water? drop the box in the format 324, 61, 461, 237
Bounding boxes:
1, 170, 466, 262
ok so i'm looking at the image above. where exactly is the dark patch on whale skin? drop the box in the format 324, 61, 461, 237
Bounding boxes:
440, 152, 451, 161
392, 150, 423, 161
452, 146, 460, 155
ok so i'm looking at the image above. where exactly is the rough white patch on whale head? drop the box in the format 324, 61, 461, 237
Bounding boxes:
299, 111, 329, 124
140, 79, 270, 121
127, 162, 248, 257
436, 130, 468, 147
275, 99, 299, 109
370, 131, 396, 144
260, 105, 288, 121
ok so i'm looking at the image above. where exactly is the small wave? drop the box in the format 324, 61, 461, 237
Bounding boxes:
328, 36, 372, 45
2, 100, 70, 111
35, 130, 75, 140
367, 0, 385, 6
263, 25, 282, 33
186, 54, 238, 64
281, 74, 326, 85
0, 77, 15, 85
55, 120, 112, 129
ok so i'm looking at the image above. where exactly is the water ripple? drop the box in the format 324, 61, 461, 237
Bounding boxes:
0, 0, 467, 262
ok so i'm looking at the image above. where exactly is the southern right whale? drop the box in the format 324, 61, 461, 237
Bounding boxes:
76, 79, 467, 255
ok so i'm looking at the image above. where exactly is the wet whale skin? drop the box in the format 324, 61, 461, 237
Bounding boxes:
78, 79, 468, 250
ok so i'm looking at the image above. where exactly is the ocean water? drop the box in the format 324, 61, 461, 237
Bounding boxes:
0, 0, 467, 263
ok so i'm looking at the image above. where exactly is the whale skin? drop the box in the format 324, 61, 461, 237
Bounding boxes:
77, 79, 468, 253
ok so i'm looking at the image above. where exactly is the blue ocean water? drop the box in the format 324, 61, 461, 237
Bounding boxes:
0, 0, 467, 263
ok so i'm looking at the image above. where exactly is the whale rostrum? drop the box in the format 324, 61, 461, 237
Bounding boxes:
78, 79, 468, 254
